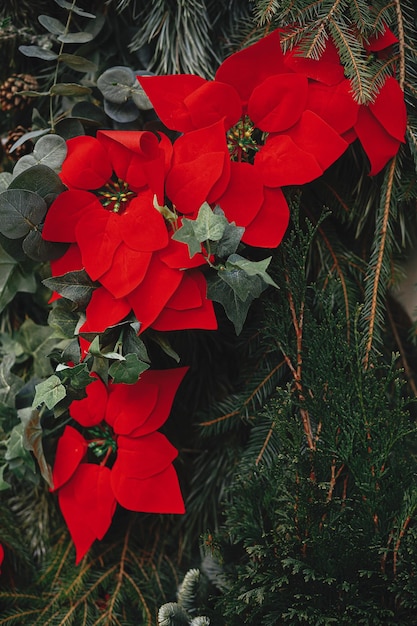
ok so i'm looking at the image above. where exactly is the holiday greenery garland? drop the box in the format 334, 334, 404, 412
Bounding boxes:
0, 0, 416, 623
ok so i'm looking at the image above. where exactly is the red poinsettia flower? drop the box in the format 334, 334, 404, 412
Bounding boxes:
52, 367, 188, 563
43, 131, 172, 298
0, 543, 4, 574
137, 30, 354, 245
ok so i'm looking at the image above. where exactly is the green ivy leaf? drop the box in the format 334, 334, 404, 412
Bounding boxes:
173, 202, 229, 258
122, 324, 150, 363
0, 354, 24, 408
0, 464, 11, 491
0, 245, 36, 313
56, 362, 92, 390
43, 270, 97, 308
0, 189, 47, 238
17, 318, 56, 378
214, 209, 245, 258
5, 422, 36, 476
20, 408, 53, 488
207, 271, 267, 334
48, 301, 79, 340
109, 353, 150, 384
32, 375, 66, 410
225, 254, 278, 289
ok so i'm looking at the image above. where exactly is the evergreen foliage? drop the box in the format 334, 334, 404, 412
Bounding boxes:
0, 1, 417, 625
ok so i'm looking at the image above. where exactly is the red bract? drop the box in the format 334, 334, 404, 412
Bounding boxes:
43, 131, 171, 298
52, 367, 188, 563
0, 543, 4, 573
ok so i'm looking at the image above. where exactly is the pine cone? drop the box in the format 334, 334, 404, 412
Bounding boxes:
4, 125, 33, 160
0, 73, 38, 112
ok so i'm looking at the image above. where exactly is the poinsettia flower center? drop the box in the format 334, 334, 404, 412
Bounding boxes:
97, 177, 136, 214
88, 424, 117, 464
226, 115, 263, 162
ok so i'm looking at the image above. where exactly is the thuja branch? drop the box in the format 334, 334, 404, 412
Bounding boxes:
280, 271, 316, 451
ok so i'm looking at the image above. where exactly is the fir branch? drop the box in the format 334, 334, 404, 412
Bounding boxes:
363, 156, 398, 368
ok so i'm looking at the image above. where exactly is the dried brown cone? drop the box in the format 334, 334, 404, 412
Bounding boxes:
0, 73, 38, 112
4, 125, 33, 161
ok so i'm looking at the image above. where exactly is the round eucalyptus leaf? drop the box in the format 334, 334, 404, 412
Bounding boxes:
97, 66, 135, 104
131, 84, 153, 110
55, 117, 85, 140
0, 189, 47, 239
70, 101, 107, 126
0, 172, 12, 192
10, 164, 66, 198
103, 98, 139, 123
12, 135, 67, 177
22, 230, 69, 262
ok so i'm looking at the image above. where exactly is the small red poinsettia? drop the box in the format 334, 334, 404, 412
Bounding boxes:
0, 543, 4, 574
43, 130, 172, 298
52, 367, 188, 563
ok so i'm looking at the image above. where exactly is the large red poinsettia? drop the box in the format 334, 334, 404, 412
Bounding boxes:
138, 28, 406, 245
43, 130, 172, 298
52, 367, 188, 563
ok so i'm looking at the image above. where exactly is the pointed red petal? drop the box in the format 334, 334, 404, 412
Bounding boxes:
285, 110, 348, 172
97, 247, 152, 298
369, 77, 406, 143
365, 27, 398, 52
249, 73, 308, 132
354, 107, 401, 175
166, 121, 230, 215
152, 271, 217, 332
185, 80, 241, 130
43, 190, 100, 243
75, 211, 120, 280
118, 193, 168, 252
215, 29, 285, 104
52, 425, 87, 490
81, 287, 131, 333
106, 378, 159, 434
243, 186, 290, 248
58, 463, 116, 564
159, 234, 206, 269
127, 255, 183, 331
113, 462, 185, 514
216, 161, 263, 227
111, 433, 184, 513
60, 136, 112, 190
307, 80, 359, 134
256, 135, 322, 187
128, 367, 188, 436
138, 74, 208, 131
69, 378, 108, 428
